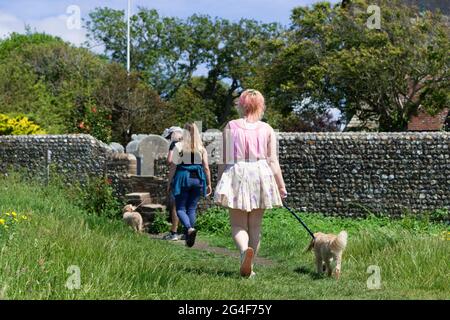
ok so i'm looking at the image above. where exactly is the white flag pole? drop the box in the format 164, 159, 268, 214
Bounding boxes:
127, 0, 131, 74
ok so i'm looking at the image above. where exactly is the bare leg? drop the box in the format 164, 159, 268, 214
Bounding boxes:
170, 205, 179, 233
230, 209, 249, 253
247, 209, 264, 256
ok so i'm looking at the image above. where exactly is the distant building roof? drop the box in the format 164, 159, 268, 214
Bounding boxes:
407, 108, 449, 131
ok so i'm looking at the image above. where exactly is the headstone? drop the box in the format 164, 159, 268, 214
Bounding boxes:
137, 135, 169, 176
126, 134, 149, 155
109, 142, 125, 153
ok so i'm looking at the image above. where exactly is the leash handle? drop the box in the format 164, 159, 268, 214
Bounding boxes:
282, 201, 315, 240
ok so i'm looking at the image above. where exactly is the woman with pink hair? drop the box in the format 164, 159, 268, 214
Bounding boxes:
214, 89, 287, 278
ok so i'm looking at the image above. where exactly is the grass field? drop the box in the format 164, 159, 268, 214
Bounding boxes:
0, 175, 448, 299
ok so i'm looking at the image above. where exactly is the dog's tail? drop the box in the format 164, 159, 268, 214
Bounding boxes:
331, 231, 348, 252
304, 238, 315, 253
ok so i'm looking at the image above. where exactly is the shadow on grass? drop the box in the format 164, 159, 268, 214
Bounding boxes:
294, 265, 323, 280
182, 266, 240, 279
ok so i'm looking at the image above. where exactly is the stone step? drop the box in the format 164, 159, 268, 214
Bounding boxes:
140, 204, 166, 212
137, 204, 167, 224
138, 204, 166, 221
127, 198, 152, 207
125, 192, 152, 206
125, 192, 151, 200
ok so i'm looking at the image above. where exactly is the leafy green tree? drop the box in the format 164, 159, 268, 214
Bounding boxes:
94, 62, 175, 145
0, 32, 175, 143
86, 8, 285, 127
0, 33, 108, 134
261, 0, 449, 131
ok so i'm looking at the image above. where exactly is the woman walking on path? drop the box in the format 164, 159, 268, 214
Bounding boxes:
162, 126, 184, 241
214, 89, 287, 278
168, 122, 212, 247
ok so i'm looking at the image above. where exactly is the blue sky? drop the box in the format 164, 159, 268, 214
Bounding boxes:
0, 0, 339, 45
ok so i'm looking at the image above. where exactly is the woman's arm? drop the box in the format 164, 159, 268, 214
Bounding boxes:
167, 142, 178, 192
167, 162, 176, 193
267, 127, 287, 198
202, 149, 212, 197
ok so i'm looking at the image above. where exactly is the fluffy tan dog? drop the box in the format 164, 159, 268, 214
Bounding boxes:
306, 231, 348, 279
122, 204, 144, 232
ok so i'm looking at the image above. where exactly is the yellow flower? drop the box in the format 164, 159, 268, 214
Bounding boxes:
11, 212, 17, 218
5, 212, 10, 216
21, 215, 28, 220
0, 219, 5, 225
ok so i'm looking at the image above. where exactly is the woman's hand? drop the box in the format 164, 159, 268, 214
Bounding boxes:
206, 185, 212, 197
279, 187, 288, 199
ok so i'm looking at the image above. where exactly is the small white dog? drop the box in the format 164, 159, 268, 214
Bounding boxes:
306, 231, 348, 279
122, 204, 144, 233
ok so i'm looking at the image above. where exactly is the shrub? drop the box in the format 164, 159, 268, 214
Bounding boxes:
146, 211, 171, 234
74, 101, 112, 143
0, 113, 46, 135
196, 207, 230, 235
70, 176, 123, 219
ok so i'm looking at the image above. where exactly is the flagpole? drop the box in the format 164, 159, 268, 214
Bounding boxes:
126, 0, 131, 138
127, 0, 131, 74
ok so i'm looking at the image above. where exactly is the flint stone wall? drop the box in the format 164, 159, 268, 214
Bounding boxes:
154, 132, 450, 217
1, 132, 449, 217
0, 135, 112, 179
0, 134, 130, 199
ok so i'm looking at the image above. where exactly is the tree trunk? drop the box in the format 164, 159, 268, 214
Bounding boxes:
219, 79, 239, 125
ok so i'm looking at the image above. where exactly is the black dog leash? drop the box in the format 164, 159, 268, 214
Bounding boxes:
282, 201, 315, 240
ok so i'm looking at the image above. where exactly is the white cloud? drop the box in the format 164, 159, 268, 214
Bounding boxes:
0, 10, 87, 47
0, 11, 26, 38
33, 14, 87, 46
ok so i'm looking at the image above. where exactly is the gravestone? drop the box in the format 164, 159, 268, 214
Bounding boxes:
126, 134, 149, 155
136, 135, 169, 176
109, 142, 125, 153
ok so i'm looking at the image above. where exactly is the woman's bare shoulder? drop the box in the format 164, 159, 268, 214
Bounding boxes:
260, 121, 274, 132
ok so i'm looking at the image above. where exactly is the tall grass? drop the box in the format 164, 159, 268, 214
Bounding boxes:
0, 174, 448, 299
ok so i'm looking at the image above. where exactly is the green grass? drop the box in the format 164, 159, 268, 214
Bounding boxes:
0, 176, 448, 299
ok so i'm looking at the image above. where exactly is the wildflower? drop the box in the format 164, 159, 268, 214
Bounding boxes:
5, 212, 10, 216
0, 219, 5, 225
11, 211, 17, 218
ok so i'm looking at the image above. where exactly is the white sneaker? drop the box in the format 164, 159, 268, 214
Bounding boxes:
162, 232, 179, 241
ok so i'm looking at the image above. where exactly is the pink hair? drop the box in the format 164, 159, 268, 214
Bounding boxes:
237, 89, 265, 119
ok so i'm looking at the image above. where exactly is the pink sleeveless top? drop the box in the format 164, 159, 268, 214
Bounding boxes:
226, 119, 272, 163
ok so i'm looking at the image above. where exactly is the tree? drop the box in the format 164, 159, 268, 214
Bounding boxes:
85, 8, 285, 127
94, 63, 175, 145
261, 0, 449, 131
0, 32, 174, 143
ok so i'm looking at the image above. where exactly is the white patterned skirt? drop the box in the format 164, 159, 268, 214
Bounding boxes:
214, 160, 283, 212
